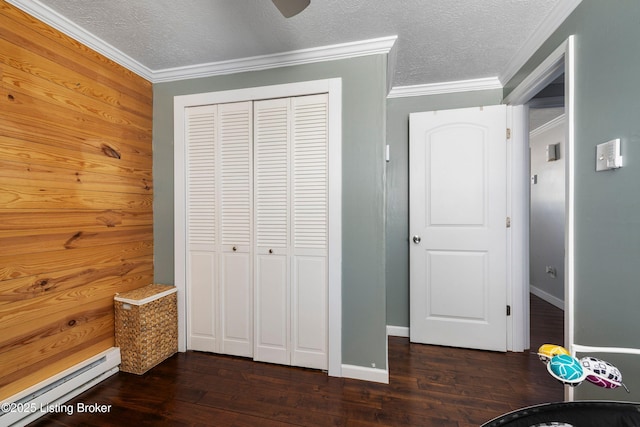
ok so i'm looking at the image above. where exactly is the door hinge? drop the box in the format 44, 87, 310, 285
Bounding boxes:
506, 217, 511, 228
507, 305, 511, 316
506, 128, 512, 139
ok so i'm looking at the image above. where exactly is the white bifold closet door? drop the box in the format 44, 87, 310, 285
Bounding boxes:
254, 94, 328, 370
185, 94, 327, 370
185, 101, 253, 358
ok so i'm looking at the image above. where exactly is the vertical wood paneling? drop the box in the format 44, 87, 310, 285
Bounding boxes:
0, 2, 153, 400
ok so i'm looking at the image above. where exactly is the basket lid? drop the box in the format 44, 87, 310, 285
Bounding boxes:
115, 284, 176, 305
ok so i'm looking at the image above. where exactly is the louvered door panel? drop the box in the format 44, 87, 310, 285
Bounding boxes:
292, 94, 328, 252
254, 98, 290, 249
186, 105, 217, 248
253, 98, 290, 365
291, 94, 328, 369
218, 101, 253, 357
185, 105, 218, 352
219, 102, 253, 247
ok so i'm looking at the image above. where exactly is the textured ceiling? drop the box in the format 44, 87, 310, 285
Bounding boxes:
33, 0, 563, 87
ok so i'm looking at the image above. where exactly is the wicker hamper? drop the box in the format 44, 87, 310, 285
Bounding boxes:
114, 284, 178, 374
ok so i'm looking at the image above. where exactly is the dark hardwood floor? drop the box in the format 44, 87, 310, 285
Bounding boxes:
30, 295, 564, 427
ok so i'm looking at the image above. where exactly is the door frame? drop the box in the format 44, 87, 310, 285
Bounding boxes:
504, 36, 575, 373
173, 78, 343, 377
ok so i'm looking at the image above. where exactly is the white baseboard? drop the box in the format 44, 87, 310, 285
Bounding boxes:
341, 364, 389, 384
530, 285, 565, 310
386, 325, 409, 337
0, 348, 120, 427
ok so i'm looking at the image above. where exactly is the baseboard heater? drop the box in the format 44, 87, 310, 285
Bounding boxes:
0, 347, 120, 427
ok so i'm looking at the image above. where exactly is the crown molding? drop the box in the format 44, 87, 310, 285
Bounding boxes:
387, 77, 503, 99
152, 36, 398, 83
530, 113, 565, 137
9, 0, 579, 87
7, 0, 396, 84
6, 0, 155, 81
528, 95, 565, 109
500, 0, 582, 86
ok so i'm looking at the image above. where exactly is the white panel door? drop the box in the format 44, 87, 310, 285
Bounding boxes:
218, 101, 253, 357
253, 98, 290, 365
185, 105, 219, 352
291, 94, 328, 369
409, 105, 507, 351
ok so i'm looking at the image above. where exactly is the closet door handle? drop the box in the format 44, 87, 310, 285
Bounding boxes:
268, 249, 273, 254
232, 246, 237, 252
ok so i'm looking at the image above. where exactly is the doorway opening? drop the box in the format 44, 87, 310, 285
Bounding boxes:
528, 78, 566, 351
504, 36, 574, 370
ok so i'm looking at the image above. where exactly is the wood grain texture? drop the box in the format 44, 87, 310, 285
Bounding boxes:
0, 2, 153, 400
0, 239, 152, 279
29, 296, 564, 427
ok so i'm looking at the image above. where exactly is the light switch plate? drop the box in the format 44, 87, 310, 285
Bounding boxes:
546, 143, 559, 161
596, 139, 623, 171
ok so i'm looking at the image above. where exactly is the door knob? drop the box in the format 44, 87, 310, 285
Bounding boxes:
412, 235, 421, 244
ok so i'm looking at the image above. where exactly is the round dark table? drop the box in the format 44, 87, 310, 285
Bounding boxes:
482, 401, 640, 427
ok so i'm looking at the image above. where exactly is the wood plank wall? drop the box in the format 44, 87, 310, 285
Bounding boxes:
0, 2, 154, 400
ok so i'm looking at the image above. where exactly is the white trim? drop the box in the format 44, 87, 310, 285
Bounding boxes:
155, 36, 397, 83
530, 113, 566, 137
387, 77, 503, 98
327, 79, 343, 378
564, 36, 576, 402
386, 325, 409, 337
530, 285, 565, 310
114, 287, 177, 306
528, 96, 565, 109
6, 0, 154, 81
174, 78, 342, 378
8, 1, 394, 84
500, 0, 582, 85
8, 0, 580, 87
175, 79, 339, 107
341, 364, 389, 384
506, 105, 530, 352
504, 36, 575, 398
572, 345, 640, 357
5, 0, 396, 84
503, 40, 567, 105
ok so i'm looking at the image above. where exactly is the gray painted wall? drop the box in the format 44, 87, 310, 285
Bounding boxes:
385, 90, 503, 328
506, 0, 640, 401
529, 116, 565, 305
153, 55, 389, 370
151, 0, 640, 398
